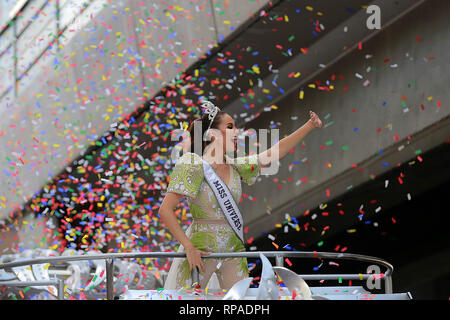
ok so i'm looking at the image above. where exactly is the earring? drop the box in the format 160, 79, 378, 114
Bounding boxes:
204, 129, 211, 141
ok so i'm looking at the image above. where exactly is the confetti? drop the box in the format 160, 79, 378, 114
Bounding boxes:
0, 0, 446, 301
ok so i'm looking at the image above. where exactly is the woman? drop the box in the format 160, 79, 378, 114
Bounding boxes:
159, 101, 322, 290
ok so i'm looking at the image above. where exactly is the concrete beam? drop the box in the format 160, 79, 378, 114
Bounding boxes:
225, 0, 429, 126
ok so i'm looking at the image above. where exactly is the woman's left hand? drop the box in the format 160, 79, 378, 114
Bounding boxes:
308, 110, 322, 128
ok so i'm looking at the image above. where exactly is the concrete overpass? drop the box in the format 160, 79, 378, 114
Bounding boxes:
0, 0, 274, 249
0, 0, 274, 218
231, 0, 450, 241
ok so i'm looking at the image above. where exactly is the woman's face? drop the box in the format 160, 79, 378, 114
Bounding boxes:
215, 113, 238, 153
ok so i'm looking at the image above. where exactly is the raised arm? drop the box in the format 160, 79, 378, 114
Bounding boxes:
258, 110, 322, 167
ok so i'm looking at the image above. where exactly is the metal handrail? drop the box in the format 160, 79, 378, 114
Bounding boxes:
0, 250, 394, 299
1, 280, 64, 300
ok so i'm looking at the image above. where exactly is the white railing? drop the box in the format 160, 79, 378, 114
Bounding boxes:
0, 250, 394, 300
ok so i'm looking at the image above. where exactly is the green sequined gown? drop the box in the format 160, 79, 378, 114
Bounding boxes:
163, 152, 260, 290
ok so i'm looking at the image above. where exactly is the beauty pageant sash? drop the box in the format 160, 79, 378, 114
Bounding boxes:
201, 159, 244, 243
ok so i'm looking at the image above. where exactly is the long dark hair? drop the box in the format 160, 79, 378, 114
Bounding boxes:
187, 111, 225, 156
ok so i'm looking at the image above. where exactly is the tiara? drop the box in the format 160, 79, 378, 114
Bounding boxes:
200, 100, 220, 129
